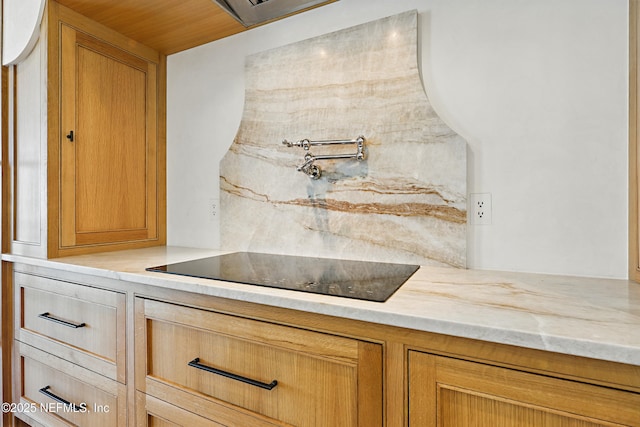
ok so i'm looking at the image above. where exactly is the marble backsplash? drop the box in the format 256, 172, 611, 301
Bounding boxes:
220, 10, 467, 267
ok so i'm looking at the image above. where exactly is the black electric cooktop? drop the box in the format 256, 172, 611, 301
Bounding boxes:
146, 252, 420, 302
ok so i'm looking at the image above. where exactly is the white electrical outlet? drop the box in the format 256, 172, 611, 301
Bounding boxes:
470, 193, 492, 225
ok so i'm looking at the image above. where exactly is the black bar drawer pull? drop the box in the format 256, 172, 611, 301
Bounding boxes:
38, 312, 86, 329
39, 386, 83, 411
188, 357, 278, 390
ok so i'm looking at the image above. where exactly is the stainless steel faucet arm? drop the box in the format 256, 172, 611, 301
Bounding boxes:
282, 136, 366, 179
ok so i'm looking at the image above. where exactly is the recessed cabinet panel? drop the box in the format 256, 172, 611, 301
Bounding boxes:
23, 357, 118, 427
438, 388, 605, 427
15, 272, 126, 383
21, 287, 117, 361
137, 392, 268, 427
136, 298, 383, 426
408, 351, 640, 427
148, 319, 357, 423
60, 23, 158, 248
75, 39, 147, 231
16, 342, 125, 427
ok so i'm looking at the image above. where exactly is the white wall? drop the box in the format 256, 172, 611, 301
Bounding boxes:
167, 0, 628, 279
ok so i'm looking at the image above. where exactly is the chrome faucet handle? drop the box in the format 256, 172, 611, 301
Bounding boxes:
296, 153, 316, 172
282, 139, 311, 150
307, 165, 321, 179
296, 153, 322, 179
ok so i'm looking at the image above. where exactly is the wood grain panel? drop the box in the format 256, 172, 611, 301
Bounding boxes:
146, 321, 357, 425
408, 351, 640, 427
138, 298, 382, 426
138, 392, 232, 427
438, 387, 614, 427
23, 358, 118, 427
75, 44, 147, 231
16, 342, 126, 427
143, 298, 360, 364
15, 272, 126, 383
358, 341, 383, 427
143, 380, 296, 427
45, 2, 166, 257
55, 0, 246, 54
60, 21, 159, 248
53, 0, 338, 55
19, 277, 118, 362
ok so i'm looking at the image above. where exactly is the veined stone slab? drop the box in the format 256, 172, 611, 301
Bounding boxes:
221, 10, 467, 267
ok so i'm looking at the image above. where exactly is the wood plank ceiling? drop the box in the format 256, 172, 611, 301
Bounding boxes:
55, 0, 337, 55
55, 0, 248, 55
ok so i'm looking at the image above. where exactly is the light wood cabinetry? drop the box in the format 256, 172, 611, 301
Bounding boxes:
12, 271, 126, 426
135, 298, 383, 427
52, 0, 338, 55
58, 21, 159, 249
6, 1, 165, 259
16, 343, 126, 427
137, 392, 229, 427
3, 263, 640, 427
14, 272, 126, 382
408, 351, 640, 426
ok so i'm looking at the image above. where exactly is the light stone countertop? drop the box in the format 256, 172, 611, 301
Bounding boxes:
4, 246, 640, 366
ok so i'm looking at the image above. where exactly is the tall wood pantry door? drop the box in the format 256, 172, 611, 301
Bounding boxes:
59, 23, 158, 248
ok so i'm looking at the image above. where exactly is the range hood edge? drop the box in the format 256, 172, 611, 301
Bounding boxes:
211, 0, 336, 27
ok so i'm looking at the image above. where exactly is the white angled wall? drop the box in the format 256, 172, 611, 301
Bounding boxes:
167, 0, 628, 279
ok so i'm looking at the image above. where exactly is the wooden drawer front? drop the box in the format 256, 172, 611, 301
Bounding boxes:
16, 272, 125, 380
408, 351, 640, 427
138, 298, 383, 427
15, 343, 126, 427
136, 392, 283, 427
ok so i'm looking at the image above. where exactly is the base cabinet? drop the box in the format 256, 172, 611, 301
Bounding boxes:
12, 271, 127, 427
5, 264, 640, 427
14, 343, 126, 427
408, 351, 640, 427
136, 392, 260, 427
135, 298, 383, 427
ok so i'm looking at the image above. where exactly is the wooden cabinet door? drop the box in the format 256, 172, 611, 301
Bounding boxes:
59, 23, 158, 248
408, 351, 640, 427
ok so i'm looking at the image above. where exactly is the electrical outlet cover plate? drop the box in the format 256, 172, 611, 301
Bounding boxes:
470, 193, 492, 225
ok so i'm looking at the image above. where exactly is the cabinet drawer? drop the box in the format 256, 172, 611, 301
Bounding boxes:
136, 392, 283, 427
408, 351, 640, 426
136, 298, 383, 426
14, 342, 126, 427
15, 272, 126, 382
138, 392, 225, 427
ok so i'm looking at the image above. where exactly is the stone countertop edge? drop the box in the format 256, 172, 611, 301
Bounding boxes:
3, 246, 640, 367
